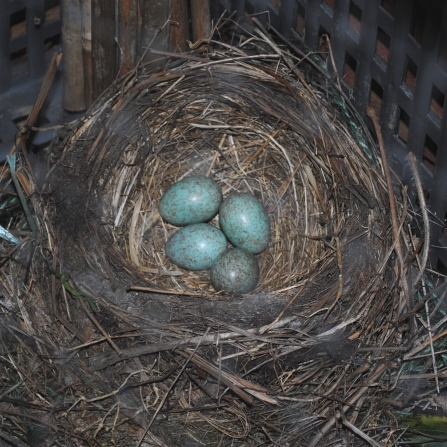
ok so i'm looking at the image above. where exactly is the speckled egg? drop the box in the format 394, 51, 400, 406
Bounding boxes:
165, 223, 227, 271
219, 193, 270, 254
159, 176, 222, 226
210, 248, 260, 295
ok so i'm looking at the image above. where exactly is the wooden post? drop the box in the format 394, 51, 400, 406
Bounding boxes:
81, 0, 93, 108
91, 0, 116, 101
118, 0, 138, 76
138, 0, 170, 66
170, 0, 189, 52
190, 0, 212, 43
62, 0, 86, 112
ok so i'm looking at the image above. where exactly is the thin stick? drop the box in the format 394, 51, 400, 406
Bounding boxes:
252, 19, 320, 105
308, 364, 387, 447
136, 328, 211, 447
366, 107, 404, 270
6, 155, 37, 238
324, 236, 343, 319
339, 406, 384, 447
259, 281, 308, 335
243, 127, 282, 170
128, 285, 212, 297
177, 351, 253, 405
324, 35, 342, 92
78, 295, 123, 357
424, 298, 440, 393
9, 52, 62, 174
268, 154, 306, 213
404, 327, 447, 360
366, 107, 412, 325
407, 152, 430, 286
88, 316, 298, 371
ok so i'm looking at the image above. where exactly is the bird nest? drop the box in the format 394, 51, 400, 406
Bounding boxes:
46, 52, 388, 302
2, 38, 442, 447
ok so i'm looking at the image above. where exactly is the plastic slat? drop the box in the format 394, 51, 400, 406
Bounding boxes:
303, 0, 321, 51
264, 2, 280, 31
42, 18, 62, 41
405, 37, 421, 68
426, 116, 442, 142
246, 0, 268, 25
278, 0, 297, 38
432, 67, 447, 94
380, 0, 412, 159
406, 8, 440, 165
233, 0, 246, 22
330, 0, 350, 78
318, 5, 333, 39
428, 2, 447, 266
344, 33, 361, 60
0, 1, 10, 93
9, 0, 26, 14
370, 59, 386, 86
10, 34, 27, 54
377, 6, 394, 37
26, 0, 46, 78
352, 0, 380, 118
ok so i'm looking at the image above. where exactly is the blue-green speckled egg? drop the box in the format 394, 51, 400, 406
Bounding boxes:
159, 176, 222, 226
219, 193, 270, 254
210, 248, 259, 295
165, 223, 227, 271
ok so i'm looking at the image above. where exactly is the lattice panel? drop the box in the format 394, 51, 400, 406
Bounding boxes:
211, 0, 447, 272
0, 0, 61, 160
0, 0, 61, 92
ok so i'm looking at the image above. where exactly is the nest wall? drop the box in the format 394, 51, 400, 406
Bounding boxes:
1, 43, 424, 447
43, 53, 391, 325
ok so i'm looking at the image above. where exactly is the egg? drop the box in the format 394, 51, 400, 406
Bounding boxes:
219, 193, 270, 254
159, 176, 222, 226
210, 248, 260, 295
165, 223, 227, 271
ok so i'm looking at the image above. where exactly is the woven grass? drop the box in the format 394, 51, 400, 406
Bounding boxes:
0, 32, 445, 447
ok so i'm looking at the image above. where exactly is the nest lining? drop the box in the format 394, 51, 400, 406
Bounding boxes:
55, 58, 390, 298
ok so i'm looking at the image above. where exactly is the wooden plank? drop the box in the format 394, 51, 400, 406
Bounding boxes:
138, 0, 170, 66
190, 0, 211, 42
169, 0, 189, 52
91, 0, 116, 101
81, 0, 92, 107
62, 0, 86, 111
118, 0, 138, 76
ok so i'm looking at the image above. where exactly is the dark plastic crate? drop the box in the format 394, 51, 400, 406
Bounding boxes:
0, 0, 62, 161
211, 0, 447, 273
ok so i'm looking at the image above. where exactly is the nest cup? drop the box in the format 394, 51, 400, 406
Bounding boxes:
2, 44, 419, 447
46, 54, 388, 304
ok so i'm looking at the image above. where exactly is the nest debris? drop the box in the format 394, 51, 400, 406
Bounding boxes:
0, 33, 446, 447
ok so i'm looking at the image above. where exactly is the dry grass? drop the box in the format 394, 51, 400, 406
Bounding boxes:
0, 34, 445, 447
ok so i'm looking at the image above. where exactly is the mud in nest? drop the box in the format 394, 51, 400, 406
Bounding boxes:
47, 53, 388, 301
